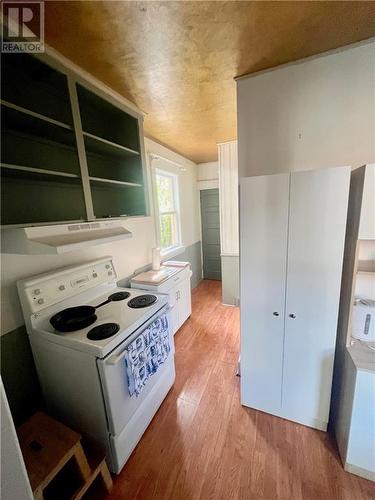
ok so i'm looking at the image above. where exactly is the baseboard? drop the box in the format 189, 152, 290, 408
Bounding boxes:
345, 463, 375, 482
241, 400, 327, 432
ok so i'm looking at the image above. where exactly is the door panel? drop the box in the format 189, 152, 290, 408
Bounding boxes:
177, 278, 192, 329
283, 167, 350, 425
169, 284, 179, 335
200, 189, 222, 280
97, 308, 174, 435
240, 174, 289, 411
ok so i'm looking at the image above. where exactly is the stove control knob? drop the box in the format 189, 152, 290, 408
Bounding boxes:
93, 273, 98, 278
58, 285, 66, 291
34, 289, 41, 295
37, 298, 44, 305
105, 264, 111, 269
108, 271, 113, 276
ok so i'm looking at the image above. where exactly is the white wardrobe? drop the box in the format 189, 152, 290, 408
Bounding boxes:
240, 166, 350, 431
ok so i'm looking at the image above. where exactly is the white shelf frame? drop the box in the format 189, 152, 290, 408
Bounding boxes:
89, 176, 142, 187
1, 47, 150, 227
1, 163, 80, 179
1, 99, 73, 130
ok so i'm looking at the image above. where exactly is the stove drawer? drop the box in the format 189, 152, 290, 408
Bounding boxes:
108, 360, 175, 473
97, 309, 175, 436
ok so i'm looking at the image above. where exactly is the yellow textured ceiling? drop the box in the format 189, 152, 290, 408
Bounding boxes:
44, 1, 375, 163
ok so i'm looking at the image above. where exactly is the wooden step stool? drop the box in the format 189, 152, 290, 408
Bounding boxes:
18, 412, 112, 499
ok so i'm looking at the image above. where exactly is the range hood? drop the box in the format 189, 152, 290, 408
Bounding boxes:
1, 220, 132, 254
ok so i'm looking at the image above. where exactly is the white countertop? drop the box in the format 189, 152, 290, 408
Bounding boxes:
347, 341, 375, 373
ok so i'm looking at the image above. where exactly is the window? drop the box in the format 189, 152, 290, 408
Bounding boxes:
155, 169, 181, 251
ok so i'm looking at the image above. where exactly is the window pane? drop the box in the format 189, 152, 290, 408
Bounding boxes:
156, 174, 174, 212
160, 213, 178, 249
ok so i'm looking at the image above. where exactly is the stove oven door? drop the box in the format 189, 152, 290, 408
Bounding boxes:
97, 306, 175, 437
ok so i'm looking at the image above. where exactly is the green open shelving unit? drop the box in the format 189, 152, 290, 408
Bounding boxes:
1, 51, 147, 227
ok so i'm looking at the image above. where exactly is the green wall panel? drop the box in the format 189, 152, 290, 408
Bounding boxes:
1, 326, 44, 426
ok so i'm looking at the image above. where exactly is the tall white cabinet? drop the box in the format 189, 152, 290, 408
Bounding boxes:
240, 166, 350, 431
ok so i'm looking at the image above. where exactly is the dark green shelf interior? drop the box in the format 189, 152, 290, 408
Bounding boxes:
85, 140, 144, 185
1, 52, 73, 125
1, 168, 86, 225
77, 84, 140, 152
1, 106, 80, 175
83, 133, 139, 157
90, 181, 146, 219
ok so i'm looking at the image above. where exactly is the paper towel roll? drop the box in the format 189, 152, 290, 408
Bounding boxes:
152, 247, 161, 270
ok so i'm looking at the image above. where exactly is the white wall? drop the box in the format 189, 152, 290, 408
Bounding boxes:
346, 370, 375, 477
218, 142, 239, 305
237, 41, 375, 178
0, 137, 200, 336
218, 142, 239, 256
197, 161, 219, 190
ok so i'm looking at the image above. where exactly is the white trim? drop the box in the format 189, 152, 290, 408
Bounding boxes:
198, 180, 219, 190
89, 177, 142, 187
216, 139, 237, 146
345, 463, 375, 482
218, 141, 239, 255
67, 76, 95, 220
1, 100, 72, 130
221, 253, 239, 257
161, 245, 186, 260
149, 153, 185, 171
0, 164, 79, 178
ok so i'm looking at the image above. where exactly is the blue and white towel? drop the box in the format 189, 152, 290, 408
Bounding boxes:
125, 313, 170, 397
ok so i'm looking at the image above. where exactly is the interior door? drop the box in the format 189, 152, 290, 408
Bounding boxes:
282, 166, 350, 427
240, 174, 290, 412
200, 189, 222, 280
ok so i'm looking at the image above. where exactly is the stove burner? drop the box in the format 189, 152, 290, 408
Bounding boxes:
87, 323, 120, 341
128, 294, 157, 309
108, 291, 131, 302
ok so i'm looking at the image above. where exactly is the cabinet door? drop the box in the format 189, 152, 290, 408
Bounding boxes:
240, 174, 289, 412
177, 277, 192, 329
169, 285, 180, 335
283, 167, 350, 427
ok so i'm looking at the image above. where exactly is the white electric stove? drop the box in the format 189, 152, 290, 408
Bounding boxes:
17, 256, 176, 473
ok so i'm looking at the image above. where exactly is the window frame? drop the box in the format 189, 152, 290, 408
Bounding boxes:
154, 167, 182, 254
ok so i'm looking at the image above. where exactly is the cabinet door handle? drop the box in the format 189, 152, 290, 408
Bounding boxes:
272, 312, 279, 316
289, 314, 296, 319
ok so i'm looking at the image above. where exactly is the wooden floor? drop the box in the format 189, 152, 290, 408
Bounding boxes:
108, 280, 374, 500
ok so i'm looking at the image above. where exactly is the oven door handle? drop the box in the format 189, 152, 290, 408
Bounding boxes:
106, 303, 171, 365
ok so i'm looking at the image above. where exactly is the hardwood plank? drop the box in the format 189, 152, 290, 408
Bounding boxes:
108, 280, 375, 500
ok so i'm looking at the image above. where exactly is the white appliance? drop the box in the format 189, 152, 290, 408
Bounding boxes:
2, 220, 132, 255
131, 263, 192, 335
17, 257, 175, 473
352, 299, 375, 342
240, 166, 350, 431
